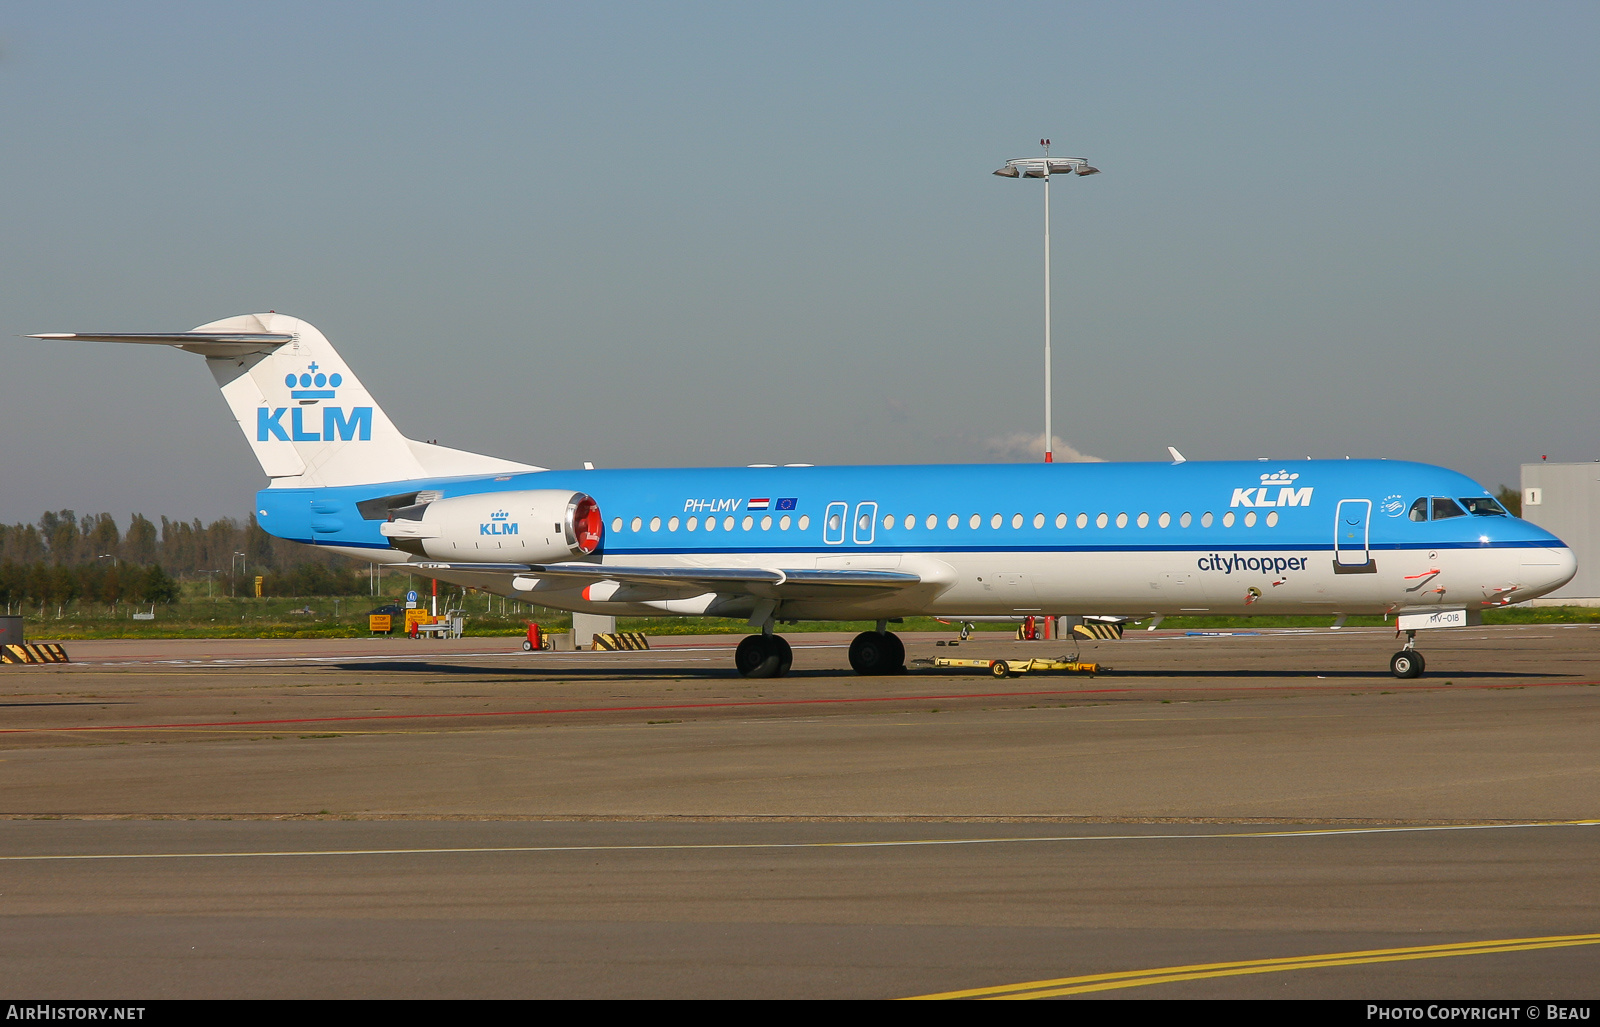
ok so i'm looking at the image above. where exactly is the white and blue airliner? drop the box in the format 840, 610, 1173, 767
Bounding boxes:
34, 313, 1577, 678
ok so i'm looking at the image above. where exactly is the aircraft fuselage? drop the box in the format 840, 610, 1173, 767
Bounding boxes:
257, 458, 1573, 622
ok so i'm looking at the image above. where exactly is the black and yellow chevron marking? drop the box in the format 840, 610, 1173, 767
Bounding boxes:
2, 643, 70, 664
1071, 622, 1124, 641
592, 632, 650, 651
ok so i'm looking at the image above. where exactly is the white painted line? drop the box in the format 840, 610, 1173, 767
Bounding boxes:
76, 642, 849, 668
2, 820, 1592, 862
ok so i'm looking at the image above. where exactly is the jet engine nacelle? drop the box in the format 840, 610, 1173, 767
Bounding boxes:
379, 489, 602, 561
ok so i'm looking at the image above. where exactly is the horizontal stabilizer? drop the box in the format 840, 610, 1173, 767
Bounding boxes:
30, 332, 293, 357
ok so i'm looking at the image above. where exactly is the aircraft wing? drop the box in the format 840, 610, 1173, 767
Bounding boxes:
410, 561, 921, 600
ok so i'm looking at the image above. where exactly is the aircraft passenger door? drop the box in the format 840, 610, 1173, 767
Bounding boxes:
823, 501, 848, 545
1333, 499, 1376, 574
852, 502, 878, 545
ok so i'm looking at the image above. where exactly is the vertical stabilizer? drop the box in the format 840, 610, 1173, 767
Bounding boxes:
198, 313, 426, 486
33, 312, 541, 488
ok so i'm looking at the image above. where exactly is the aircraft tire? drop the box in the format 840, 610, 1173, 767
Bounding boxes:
882, 631, 905, 672
771, 635, 793, 677
736, 634, 783, 678
849, 631, 905, 674
1390, 651, 1425, 679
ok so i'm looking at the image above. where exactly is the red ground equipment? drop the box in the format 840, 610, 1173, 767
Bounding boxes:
523, 622, 544, 652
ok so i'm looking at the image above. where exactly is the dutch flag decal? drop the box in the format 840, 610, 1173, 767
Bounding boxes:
748, 498, 771, 510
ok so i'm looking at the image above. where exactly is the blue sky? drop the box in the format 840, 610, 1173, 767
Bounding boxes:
3, 2, 1596, 523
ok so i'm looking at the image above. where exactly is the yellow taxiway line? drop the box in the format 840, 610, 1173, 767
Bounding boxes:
905, 933, 1600, 999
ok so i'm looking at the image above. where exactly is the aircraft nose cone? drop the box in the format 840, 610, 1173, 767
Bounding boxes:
1520, 547, 1577, 600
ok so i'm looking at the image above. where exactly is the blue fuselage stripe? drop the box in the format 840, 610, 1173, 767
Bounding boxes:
289, 539, 1552, 556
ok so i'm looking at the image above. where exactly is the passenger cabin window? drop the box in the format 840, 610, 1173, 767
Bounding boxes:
1460, 497, 1508, 517
1431, 497, 1467, 520
1408, 499, 1429, 522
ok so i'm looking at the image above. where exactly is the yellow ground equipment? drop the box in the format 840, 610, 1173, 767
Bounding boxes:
922, 655, 1100, 678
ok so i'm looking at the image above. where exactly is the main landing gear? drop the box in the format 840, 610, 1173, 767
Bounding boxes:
848, 622, 906, 675
736, 602, 793, 678
733, 621, 906, 677
1390, 629, 1425, 679
735, 633, 793, 678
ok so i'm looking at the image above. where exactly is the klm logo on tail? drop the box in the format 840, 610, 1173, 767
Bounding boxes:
256, 362, 372, 442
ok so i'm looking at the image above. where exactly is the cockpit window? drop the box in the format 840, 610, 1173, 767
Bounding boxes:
1431, 497, 1467, 520
1460, 497, 1508, 517
1408, 499, 1429, 522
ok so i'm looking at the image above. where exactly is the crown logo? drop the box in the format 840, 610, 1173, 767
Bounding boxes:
1259, 470, 1299, 485
490, 510, 509, 521
284, 361, 343, 399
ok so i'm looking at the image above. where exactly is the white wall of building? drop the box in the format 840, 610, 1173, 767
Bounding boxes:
1520, 462, 1600, 606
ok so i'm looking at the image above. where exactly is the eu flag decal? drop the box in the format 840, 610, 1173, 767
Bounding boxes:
775, 498, 798, 511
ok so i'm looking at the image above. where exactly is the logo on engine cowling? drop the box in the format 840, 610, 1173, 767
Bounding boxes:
481, 510, 518, 536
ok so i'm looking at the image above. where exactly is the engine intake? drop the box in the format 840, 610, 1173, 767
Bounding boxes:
379, 490, 602, 562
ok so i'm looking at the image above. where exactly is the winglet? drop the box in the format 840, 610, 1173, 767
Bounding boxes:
1167, 446, 1186, 464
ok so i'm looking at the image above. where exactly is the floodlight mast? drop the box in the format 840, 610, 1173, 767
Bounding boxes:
993, 141, 1099, 463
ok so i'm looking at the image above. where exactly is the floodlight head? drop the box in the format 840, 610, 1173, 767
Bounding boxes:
995, 155, 1098, 180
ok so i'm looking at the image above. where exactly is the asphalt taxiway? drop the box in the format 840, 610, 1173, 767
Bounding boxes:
1, 627, 1596, 998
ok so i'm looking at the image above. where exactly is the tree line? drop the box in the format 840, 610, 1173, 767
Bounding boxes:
1, 561, 182, 612
0, 510, 379, 607
0, 509, 346, 574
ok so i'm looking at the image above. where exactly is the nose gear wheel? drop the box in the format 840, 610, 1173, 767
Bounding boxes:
1390, 650, 1425, 678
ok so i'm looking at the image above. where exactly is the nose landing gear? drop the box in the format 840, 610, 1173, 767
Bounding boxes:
1390, 629, 1425, 678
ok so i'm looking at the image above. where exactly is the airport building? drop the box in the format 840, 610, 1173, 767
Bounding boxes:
1520, 461, 1600, 605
